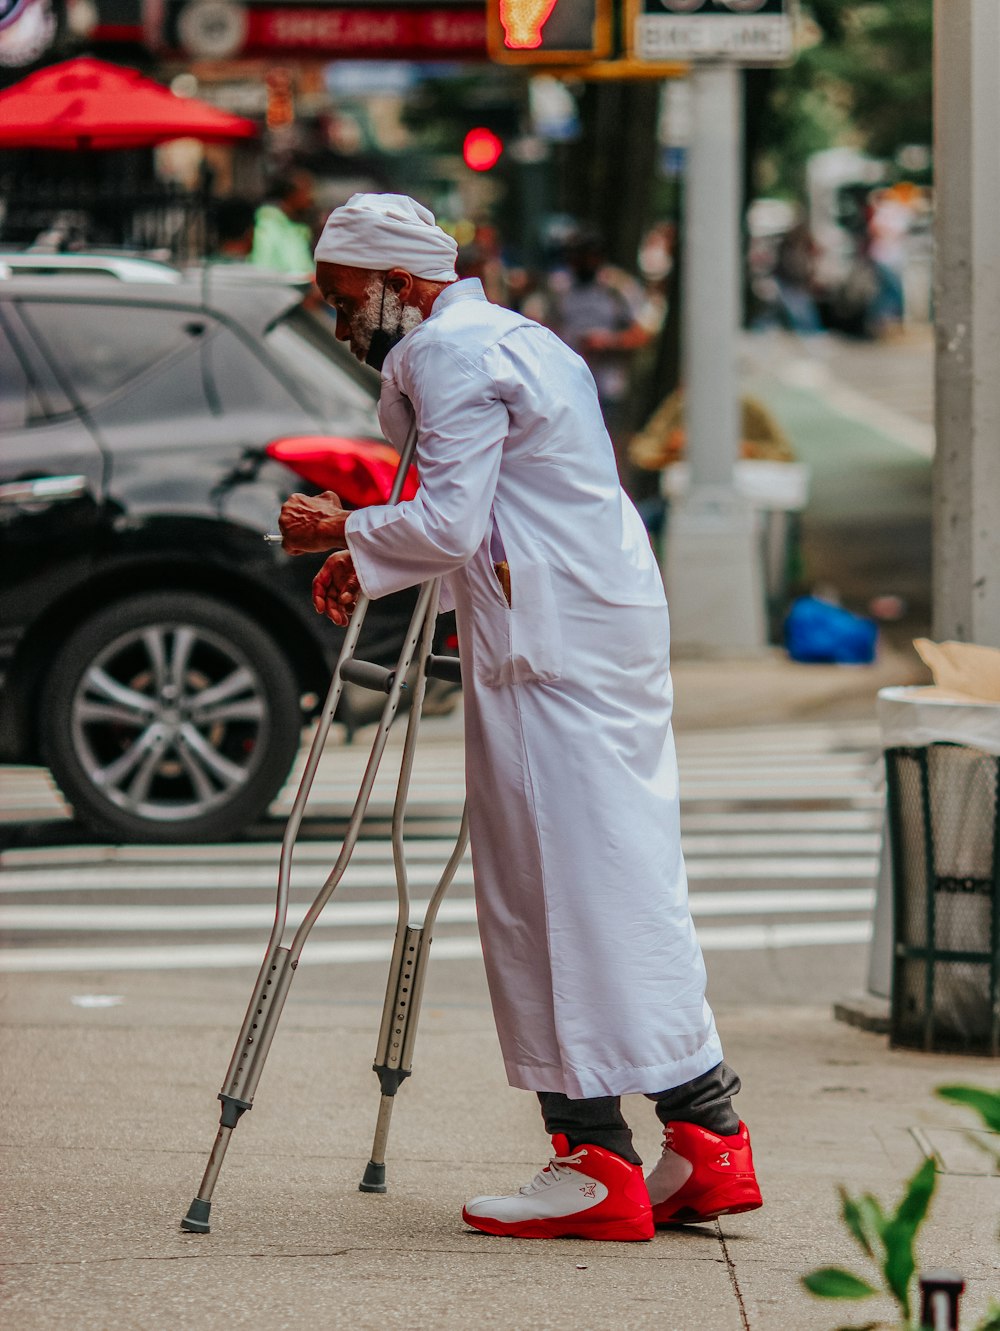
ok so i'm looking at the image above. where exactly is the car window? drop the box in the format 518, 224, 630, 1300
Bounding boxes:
91, 341, 216, 428
0, 305, 72, 425
0, 318, 29, 429
18, 302, 204, 410
205, 326, 314, 417
263, 306, 381, 429
92, 324, 314, 431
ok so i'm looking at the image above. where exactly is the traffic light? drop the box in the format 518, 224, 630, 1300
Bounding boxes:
487, 0, 614, 65
463, 127, 504, 172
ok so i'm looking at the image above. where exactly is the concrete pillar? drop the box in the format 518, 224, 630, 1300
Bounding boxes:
663, 63, 766, 655
933, 0, 1000, 646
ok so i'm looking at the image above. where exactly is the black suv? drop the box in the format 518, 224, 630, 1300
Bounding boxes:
0, 267, 419, 843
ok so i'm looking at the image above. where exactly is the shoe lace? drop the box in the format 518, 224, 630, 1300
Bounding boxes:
519, 1148, 588, 1196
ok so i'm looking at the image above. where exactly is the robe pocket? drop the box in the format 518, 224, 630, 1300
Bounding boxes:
471, 559, 563, 688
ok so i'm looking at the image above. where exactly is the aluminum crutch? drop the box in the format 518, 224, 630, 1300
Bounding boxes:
181, 420, 466, 1234
358, 633, 470, 1192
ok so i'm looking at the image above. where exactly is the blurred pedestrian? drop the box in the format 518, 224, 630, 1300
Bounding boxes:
866, 188, 910, 334
210, 197, 256, 261
455, 223, 506, 304
773, 220, 824, 335
250, 170, 316, 275
541, 225, 656, 490
278, 193, 762, 1244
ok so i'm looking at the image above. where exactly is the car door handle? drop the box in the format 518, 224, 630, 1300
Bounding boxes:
0, 475, 90, 506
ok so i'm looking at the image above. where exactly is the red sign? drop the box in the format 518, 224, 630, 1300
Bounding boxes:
244, 6, 487, 56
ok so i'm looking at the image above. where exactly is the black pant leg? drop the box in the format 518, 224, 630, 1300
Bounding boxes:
536, 1092, 642, 1165
645, 1062, 742, 1136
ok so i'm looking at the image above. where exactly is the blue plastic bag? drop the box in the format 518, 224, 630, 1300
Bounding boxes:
784, 595, 878, 665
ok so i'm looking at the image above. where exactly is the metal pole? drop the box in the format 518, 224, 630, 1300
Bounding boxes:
685, 63, 740, 490
933, 0, 1000, 646
662, 62, 766, 654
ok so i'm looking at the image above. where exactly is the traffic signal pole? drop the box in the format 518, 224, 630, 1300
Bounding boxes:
932, 0, 1000, 646
662, 62, 767, 653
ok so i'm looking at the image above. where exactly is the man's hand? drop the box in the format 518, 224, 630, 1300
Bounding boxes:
279, 491, 349, 555
313, 551, 360, 627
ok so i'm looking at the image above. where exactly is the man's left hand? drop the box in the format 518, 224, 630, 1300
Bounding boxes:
279, 491, 349, 554
313, 551, 360, 626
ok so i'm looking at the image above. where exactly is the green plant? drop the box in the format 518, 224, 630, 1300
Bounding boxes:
936, 1084, 1000, 1173
802, 1156, 936, 1329
803, 1082, 1000, 1330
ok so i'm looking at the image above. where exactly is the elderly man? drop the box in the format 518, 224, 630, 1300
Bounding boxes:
279, 194, 761, 1242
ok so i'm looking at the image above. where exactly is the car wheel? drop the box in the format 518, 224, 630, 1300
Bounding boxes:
42, 592, 302, 843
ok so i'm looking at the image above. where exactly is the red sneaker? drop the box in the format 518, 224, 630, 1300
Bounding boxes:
646, 1120, 762, 1226
462, 1134, 654, 1241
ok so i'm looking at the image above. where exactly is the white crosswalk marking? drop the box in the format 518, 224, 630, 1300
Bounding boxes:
0, 719, 883, 973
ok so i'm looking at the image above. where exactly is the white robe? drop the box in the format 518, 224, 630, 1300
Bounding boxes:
345, 278, 723, 1099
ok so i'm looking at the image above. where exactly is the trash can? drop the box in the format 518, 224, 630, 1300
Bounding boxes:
879, 687, 1000, 1054
661, 458, 810, 631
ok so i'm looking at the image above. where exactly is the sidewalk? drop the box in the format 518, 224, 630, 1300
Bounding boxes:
671, 640, 928, 731
3, 654, 998, 1331
2, 982, 997, 1329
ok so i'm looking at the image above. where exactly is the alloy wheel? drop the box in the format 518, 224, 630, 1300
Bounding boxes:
70, 621, 269, 823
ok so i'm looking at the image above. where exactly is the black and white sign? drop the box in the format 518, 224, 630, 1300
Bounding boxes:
633, 0, 793, 64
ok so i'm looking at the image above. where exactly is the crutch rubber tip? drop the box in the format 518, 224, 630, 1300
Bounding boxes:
181, 1198, 212, 1233
359, 1161, 387, 1194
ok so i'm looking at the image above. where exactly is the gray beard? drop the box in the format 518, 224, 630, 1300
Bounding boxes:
355, 278, 423, 356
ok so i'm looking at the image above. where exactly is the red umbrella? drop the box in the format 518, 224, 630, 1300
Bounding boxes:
0, 57, 257, 150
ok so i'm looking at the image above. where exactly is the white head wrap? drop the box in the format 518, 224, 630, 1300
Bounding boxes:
313, 192, 458, 282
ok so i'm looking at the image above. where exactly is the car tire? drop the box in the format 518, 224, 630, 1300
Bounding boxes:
42, 591, 303, 843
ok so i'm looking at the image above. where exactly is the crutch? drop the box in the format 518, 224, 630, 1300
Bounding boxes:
181, 420, 467, 1234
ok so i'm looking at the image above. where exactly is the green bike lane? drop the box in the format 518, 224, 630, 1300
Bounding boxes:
740, 332, 933, 649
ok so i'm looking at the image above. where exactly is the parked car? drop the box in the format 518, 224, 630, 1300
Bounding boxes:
0, 265, 426, 843
0, 250, 182, 283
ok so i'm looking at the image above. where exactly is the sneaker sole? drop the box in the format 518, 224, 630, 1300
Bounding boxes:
653, 1194, 763, 1227
462, 1208, 654, 1242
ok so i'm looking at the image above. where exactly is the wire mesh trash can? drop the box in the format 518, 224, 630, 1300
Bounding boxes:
879, 687, 1000, 1054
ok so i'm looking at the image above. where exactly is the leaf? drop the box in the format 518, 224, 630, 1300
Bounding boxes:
801, 1267, 880, 1300
869, 1158, 937, 1320
973, 1302, 1000, 1331
857, 1192, 889, 1244
937, 1084, 1000, 1133
893, 1156, 937, 1230
880, 1218, 915, 1319
840, 1188, 876, 1259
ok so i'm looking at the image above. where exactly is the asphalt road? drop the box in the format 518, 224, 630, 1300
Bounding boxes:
0, 713, 884, 1016
742, 326, 934, 649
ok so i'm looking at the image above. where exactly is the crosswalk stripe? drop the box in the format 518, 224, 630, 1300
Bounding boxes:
0, 852, 879, 894
0, 809, 883, 871
681, 811, 879, 832
0, 888, 876, 932
0, 918, 875, 973
0, 717, 883, 972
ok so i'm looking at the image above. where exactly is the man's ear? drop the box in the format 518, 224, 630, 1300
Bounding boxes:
385, 268, 415, 301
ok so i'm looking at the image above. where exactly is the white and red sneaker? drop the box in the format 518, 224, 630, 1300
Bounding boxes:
462, 1134, 654, 1241
646, 1120, 762, 1226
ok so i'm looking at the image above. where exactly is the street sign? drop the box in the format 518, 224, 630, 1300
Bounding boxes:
629, 0, 793, 64
487, 0, 613, 65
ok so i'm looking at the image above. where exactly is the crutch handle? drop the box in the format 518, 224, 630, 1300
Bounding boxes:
340, 659, 400, 693
426, 654, 462, 684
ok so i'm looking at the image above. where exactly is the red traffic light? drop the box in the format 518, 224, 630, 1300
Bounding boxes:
463, 127, 503, 172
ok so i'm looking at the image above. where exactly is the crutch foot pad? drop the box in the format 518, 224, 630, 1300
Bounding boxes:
181, 1198, 212, 1233
359, 1161, 387, 1194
